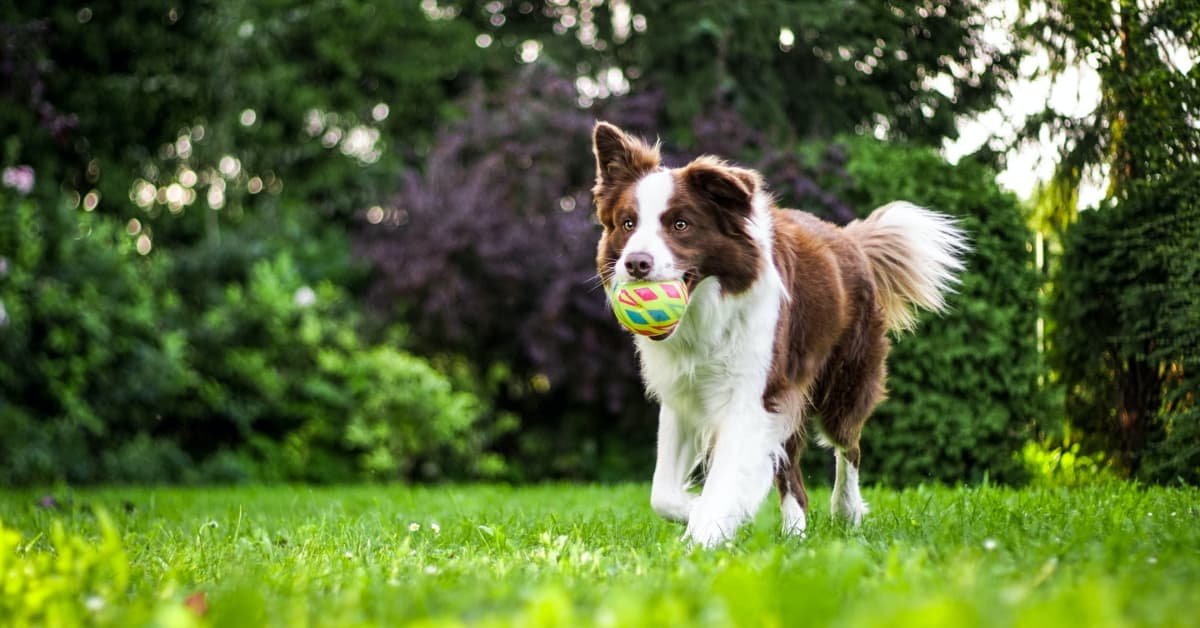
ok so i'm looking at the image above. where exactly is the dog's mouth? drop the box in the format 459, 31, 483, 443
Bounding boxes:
681, 271, 698, 294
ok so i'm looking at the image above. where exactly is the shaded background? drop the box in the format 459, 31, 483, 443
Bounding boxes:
1, 1, 1196, 486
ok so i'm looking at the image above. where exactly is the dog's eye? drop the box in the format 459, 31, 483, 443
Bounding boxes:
673, 219, 688, 232
622, 219, 635, 232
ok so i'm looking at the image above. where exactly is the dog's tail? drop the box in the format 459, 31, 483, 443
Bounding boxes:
843, 201, 969, 332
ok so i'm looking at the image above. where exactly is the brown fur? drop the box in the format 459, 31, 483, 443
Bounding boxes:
765, 210, 890, 509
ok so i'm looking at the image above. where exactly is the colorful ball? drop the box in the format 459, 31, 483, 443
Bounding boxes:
610, 279, 690, 339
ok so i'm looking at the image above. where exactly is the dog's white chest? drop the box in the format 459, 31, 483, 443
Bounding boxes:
635, 278, 781, 428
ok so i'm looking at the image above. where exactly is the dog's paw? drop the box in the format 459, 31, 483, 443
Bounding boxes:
682, 521, 730, 549
650, 492, 695, 524
830, 495, 869, 527
781, 495, 808, 538
683, 503, 739, 548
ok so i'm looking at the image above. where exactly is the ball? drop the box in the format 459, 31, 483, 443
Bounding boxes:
610, 279, 690, 339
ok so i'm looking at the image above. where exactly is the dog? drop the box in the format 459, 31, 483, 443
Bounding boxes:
591, 122, 968, 547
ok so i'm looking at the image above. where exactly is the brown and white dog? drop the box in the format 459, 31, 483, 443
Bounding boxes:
591, 122, 968, 547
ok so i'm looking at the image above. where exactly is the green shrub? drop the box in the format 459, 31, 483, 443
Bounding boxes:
0, 192, 196, 484
829, 138, 1044, 485
189, 252, 501, 482
1053, 169, 1200, 484
0, 191, 500, 484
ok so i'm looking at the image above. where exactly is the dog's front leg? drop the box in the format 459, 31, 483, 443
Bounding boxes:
684, 408, 777, 548
650, 405, 697, 523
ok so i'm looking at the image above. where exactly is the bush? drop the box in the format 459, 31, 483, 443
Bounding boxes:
0, 190, 498, 484
833, 139, 1044, 485
188, 252, 500, 482
0, 192, 195, 484
1053, 169, 1200, 484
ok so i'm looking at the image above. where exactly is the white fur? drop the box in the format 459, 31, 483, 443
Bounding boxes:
649, 405, 698, 522
861, 201, 969, 331
636, 188, 791, 548
615, 170, 678, 283
831, 449, 868, 526
781, 494, 807, 537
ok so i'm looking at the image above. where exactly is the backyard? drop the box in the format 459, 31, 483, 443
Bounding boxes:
2, 1, 1198, 626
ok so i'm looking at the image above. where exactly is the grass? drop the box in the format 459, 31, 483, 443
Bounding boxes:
1, 483, 1198, 627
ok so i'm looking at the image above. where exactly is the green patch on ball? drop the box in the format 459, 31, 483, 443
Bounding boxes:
610, 279, 690, 339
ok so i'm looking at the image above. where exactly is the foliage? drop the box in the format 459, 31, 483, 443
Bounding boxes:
0, 1, 496, 237
0, 191, 496, 485
1020, 0, 1199, 199
1024, 0, 1200, 485
4, 0, 1187, 486
0, 511, 141, 627
1, 483, 1198, 626
1020, 437, 1117, 487
1053, 169, 1200, 484
0, 2, 509, 485
1019, 0, 1199, 247
836, 139, 1044, 485
465, 0, 1019, 145
0, 192, 195, 484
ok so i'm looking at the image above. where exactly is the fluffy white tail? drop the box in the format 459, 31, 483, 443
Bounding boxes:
843, 201, 969, 332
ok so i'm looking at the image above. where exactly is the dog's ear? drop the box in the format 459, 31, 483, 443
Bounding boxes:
592, 121, 660, 193
684, 157, 759, 209
683, 157, 761, 235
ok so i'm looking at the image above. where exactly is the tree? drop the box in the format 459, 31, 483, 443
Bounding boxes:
1, 1, 495, 242
458, 0, 1019, 145
1026, 0, 1200, 480
1021, 0, 1199, 230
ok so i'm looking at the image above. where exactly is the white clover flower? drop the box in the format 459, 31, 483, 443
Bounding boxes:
294, 286, 316, 308
408, 522, 420, 533
430, 522, 441, 534
983, 538, 998, 551
423, 565, 438, 575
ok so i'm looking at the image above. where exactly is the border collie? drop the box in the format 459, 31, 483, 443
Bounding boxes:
591, 122, 968, 547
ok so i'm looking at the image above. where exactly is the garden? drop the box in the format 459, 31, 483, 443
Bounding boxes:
1, 1, 1197, 626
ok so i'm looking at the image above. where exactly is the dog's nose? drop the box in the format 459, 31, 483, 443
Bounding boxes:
624, 252, 653, 279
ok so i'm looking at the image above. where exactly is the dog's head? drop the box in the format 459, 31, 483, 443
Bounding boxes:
591, 122, 764, 295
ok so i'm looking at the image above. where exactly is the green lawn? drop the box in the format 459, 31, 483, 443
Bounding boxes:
1, 483, 1197, 627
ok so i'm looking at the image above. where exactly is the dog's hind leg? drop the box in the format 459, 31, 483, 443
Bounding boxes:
831, 446, 868, 526
814, 325, 888, 527
775, 433, 809, 537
